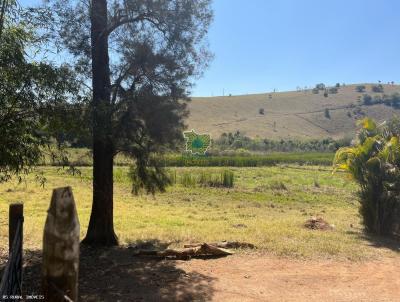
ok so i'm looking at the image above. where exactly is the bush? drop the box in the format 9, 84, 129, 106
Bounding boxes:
383, 93, 400, 109
323, 91, 328, 97
328, 87, 338, 94
179, 170, 235, 188
362, 94, 373, 105
324, 108, 330, 118
181, 172, 197, 187
222, 170, 234, 188
335, 83, 341, 88
371, 84, 384, 93
356, 85, 366, 93
315, 83, 325, 90
259, 108, 265, 115
334, 117, 400, 237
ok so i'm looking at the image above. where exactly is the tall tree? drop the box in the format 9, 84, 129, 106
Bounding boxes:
89, 0, 117, 244
45, 0, 213, 245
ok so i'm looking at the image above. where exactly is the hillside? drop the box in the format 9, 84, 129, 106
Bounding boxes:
187, 84, 400, 140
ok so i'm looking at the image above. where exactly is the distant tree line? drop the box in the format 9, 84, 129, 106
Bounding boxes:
212, 131, 351, 153
362, 93, 400, 109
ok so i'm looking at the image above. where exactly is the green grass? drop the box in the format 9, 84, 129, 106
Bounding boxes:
42, 148, 335, 167
0, 165, 398, 260
176, 170, 235, 188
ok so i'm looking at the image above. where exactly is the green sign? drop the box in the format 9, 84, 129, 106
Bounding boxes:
183, 130, 211, 155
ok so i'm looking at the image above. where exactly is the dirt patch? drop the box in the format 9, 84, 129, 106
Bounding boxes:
305, 216, 334, 230
17, 247, 400, 301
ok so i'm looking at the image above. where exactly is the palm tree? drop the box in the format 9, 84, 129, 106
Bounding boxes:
334, 118, 400, 236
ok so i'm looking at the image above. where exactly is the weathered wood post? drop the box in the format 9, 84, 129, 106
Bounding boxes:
9, 203, 23, 254
1, 203, 24, 295
42, 187, 80, 302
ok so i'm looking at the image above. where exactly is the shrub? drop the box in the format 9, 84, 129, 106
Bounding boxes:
334, 117, 400, 237
259, 108, 265, 115
182, 170, 235, 188
356, 85, 366, 93
222, 170, 234, 188
362, 94, 373, 105
324, 108, 331, 118
335, 83, 340, 88
371, 84, 384, 93
328, 87, 338, 94
269, 181, 287, 191
315, 83, 325, 90
383, 93, 400, 109
181, 172, 196, 187
323, 91, 328, 97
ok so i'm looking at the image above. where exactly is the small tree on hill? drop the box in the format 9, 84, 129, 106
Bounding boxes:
371, 84, 384, 93
328, 87, 338, 94
356, 85, 366, 93
362, 94, 373, 105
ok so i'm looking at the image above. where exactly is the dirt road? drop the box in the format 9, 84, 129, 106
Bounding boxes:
19, 247, 400, 301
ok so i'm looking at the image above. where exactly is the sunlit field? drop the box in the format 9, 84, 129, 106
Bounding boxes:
0, 165, 397, 260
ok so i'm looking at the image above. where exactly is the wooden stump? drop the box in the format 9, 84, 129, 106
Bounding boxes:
42, 187, 80, 302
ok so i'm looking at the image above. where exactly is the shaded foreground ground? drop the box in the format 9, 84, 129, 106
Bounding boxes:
19, 246, 400, 302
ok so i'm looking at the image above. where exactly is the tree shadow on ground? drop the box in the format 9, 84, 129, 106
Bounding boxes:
346, 229, 400, 253
360, 232, 400, 253
22, 240, 217, 302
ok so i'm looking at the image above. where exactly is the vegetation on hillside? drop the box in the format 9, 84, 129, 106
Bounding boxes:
212, 131, 351, 153
362, 93, 400, 109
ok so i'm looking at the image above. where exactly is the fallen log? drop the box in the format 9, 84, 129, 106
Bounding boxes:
184, 241, 255, 249
133, 243, 233, 260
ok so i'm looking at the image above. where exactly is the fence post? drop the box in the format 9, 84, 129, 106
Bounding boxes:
0, 203, 24, 296
42, 187, 80, 302
9, 203, 23, 254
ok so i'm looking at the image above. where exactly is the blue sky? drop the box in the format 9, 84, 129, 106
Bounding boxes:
21, 0, 400, 97
192, 0, 400, 96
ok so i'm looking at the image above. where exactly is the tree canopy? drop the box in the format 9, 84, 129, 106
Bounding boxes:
38, 0, 213, 245
0, 2, 85, 182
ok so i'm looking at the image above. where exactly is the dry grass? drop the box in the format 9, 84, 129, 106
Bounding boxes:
187, 83, 400, 139
0, 165, 399, 260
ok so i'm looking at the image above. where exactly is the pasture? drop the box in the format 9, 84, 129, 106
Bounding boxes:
0, 164, 398, 260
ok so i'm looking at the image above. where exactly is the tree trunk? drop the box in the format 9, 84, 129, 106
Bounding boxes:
82, 0, 118, 246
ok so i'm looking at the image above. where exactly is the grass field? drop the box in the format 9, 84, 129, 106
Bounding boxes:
0, 165, 398, 261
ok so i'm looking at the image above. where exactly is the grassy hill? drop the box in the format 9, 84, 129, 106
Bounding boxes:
187, 83, 400, 139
